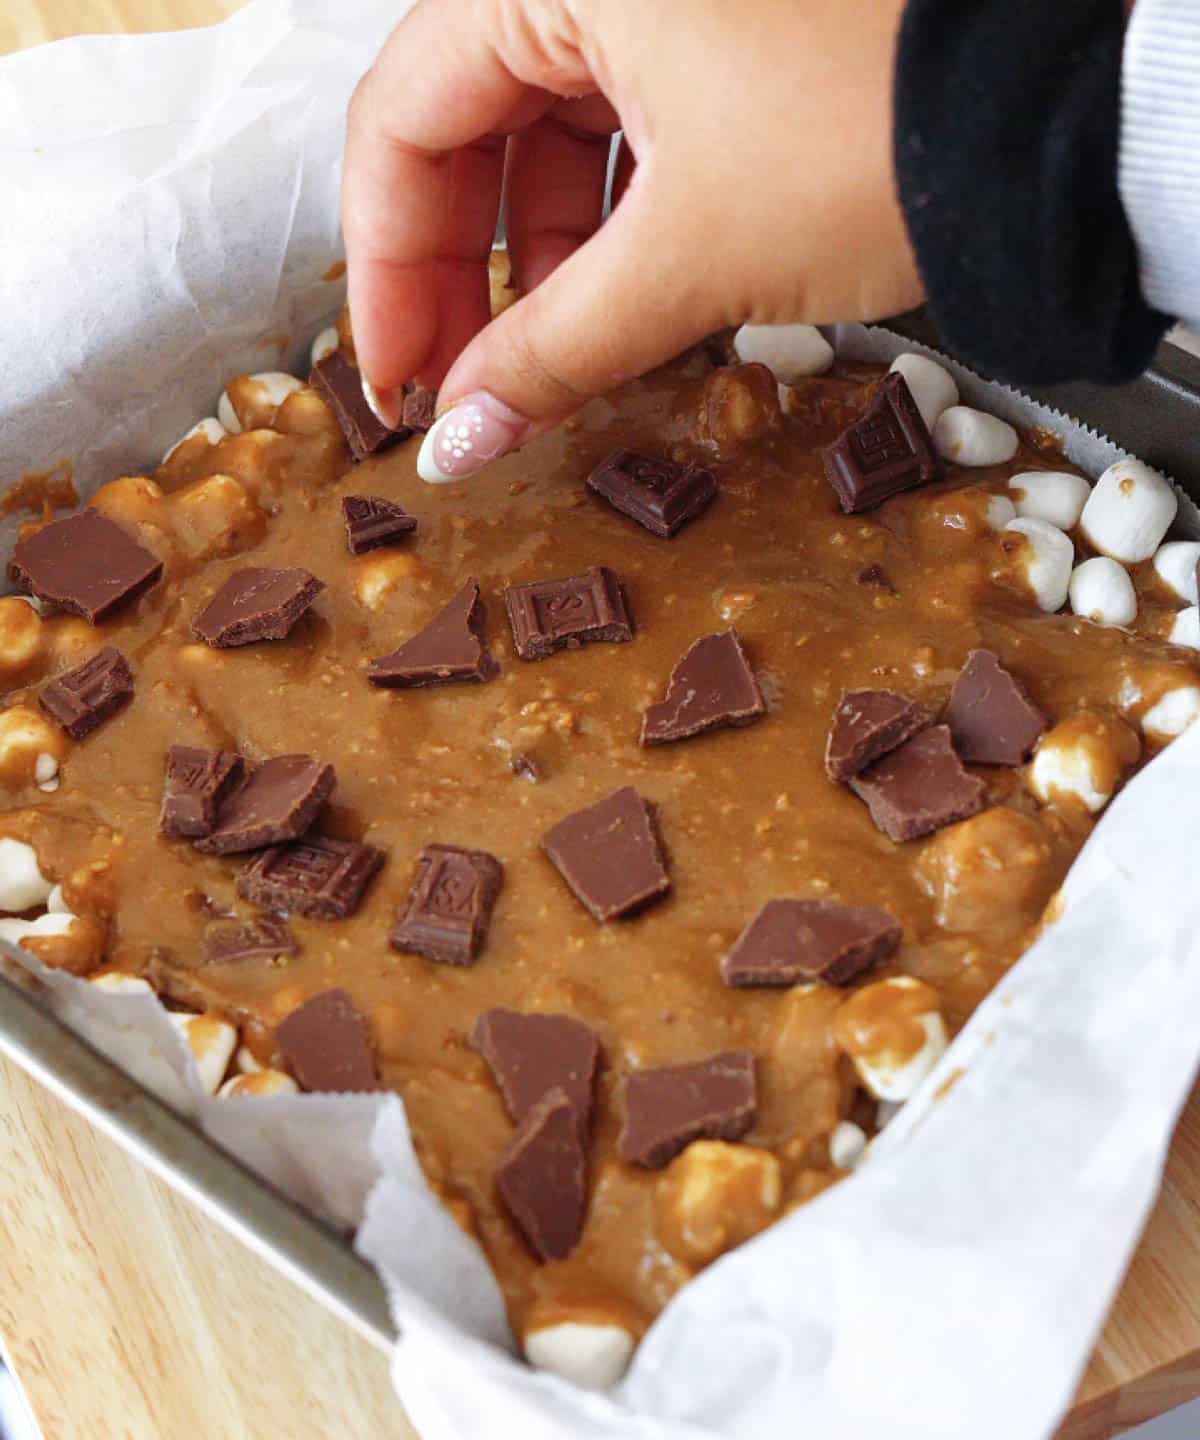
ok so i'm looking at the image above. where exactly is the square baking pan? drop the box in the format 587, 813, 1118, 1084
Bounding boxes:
1, 326, 1198, 1364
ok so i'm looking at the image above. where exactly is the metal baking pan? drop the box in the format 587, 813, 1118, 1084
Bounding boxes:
2, 327, 1199, 1356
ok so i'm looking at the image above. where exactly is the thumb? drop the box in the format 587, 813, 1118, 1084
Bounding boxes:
416, 193, 721, 484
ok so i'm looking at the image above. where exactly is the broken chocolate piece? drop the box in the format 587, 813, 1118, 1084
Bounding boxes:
641, 629, 765, 745
944, 649, 1046, 765
310, 349, 408, 460
39, 646, 134, 739
824, 689, 931, 781
390, 844, 504, 965
541, 786, 670, 922
504, 565, 633, 661
194, 755, 336, 855
823, 373, 942, 514
276, 987, 379, 1092
858, 563, 896, 593
192, 566, 324, 648
472, 1008, 601, 1130
401, 386, 437, 432
586, 449, 717, 539
238, 834, 385, 919
496, 1087, 588, 1261
160, 744, 246, 839
9, 509, 163, 623
721, 898, 901, 988
342, 495, 417, 555
204, 916, 298, 966
618, 1051, 757, 1169
367, 578, 498, 688
849, 724, 986, 842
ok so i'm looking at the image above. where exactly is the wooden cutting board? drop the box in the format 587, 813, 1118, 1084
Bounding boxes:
3, 5, 1200, 1438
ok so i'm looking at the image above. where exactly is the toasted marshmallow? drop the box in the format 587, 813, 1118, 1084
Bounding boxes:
218, 373, 303, 435
1029, 712, 1140, 813
162, 417, 228, 464
829, 1120, 868, 1170
832, 977, 947, 1102
235, 1044, 264, 1074
90, 971, 155, 997
1007, 470, 1090, 531
0, 911, 77, 947
0, 596, 43, 676
0, 707, 66, 791
733, 323, 834, 383
889, 353, 959, 432
1002, 517, 1074, 612
218, 1069, 299, 1098
0, 837, 54, 912
35, 752, 59, 792
1080, 459, 1178, 564
1142, 685, 1200, 742
655, 1140, 781, 1266
933, 406, 1019, 467
986, 494, 1017, 530
524, 1323, 636, 1391
1152, 541, 1200, 603
1068, 556, 1137, 627
1169, 606, 1200, 650
168, 1011, 238, 1095
309, 326, 339, 368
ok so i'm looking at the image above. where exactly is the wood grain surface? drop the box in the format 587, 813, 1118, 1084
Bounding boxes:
2, 5, 1200, 1439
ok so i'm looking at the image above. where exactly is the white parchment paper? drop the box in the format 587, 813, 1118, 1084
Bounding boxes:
3, 5, 1200, 1438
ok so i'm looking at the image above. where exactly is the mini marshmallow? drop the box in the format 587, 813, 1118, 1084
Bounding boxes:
888, 353, 959, 432
0, 911, 76, 947
987, 494, 1017, 531
733, 323, 834, 383
309, 326, 339, 368
0, 838, 53, 912
933, 406, 1019, 467
1003, 517, 1074, 612
1080, 458, 1178, 563
1029, 713, 1139, 814
46, 883, 70, 914
235, 1045, 264, 1075
35, 752, 59, 791
218, 1070, 299, 1098
1069, 556, 1137, 627
162, 417, 227, 464
90, 972, 155, 997
217, 372, 303, 435
168, 1012, 238, 1095
1169, 607, 1200, 650
524, 1323, 636, 1391
1152, 541, 1200, 603
829, 1120, 867, 1169
1007, 470, 1090, 531
1142, 686, 1200, 742
834, 977, 947, 1103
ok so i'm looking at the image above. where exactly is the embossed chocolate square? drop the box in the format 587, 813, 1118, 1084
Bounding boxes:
39, 646, 134, 740
161, 744, 245, 839
390, 843, 504, 965
504, 565, 633, 661
239, 833, 385, 919
823, 373, 942, 514
586, 449, 717, 538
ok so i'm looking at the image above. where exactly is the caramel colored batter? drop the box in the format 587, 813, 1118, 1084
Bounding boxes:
2, 341, 1196, 1345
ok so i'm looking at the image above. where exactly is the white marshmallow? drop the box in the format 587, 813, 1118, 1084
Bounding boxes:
1080, 459, 1178, 563
888, 353, 959, 432
1068, 556, 1137, 627
829, 1120, 868, 1169
933, 406, 1019, 467
524, 1323, 636, 1390
0, 838, 53, 912
309, 326, 339, 368
1007, 471, 1090, 531
1029, 723, 1130, 814
235, 1044, 264, 1075
46, 883, 70, 914
1169, 606, 1200, 650
987, 494, 1017, 530
0, 911, 76, 947
1142, 686, 1200, 741
837, 977, 948, 1103
168, 1012, 238, 1095
217, 372, 302, 435
162, 417, 227, 464
1152, 541, 1200, 602
35, 752, 59, 791
218, 1069, 299, 1098
733, 323, 834, 382
1003, 517, 1074, 612
90, 972, 155, 997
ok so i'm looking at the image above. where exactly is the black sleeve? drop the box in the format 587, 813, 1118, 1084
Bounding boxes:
893, 0, 1172, 387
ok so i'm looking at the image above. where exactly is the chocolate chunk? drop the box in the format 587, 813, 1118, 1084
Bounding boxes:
618, 1051, 757, 1169
504, 565, 633, 661
276, 987, 379, 1093
192, 567, 324, 648
496, 1087, 588, 1261
823, 373, 942, 514
849, 725, 986, 842
204, 916, 298, 966
721, 898, 901, 988
586, 449, 717, 538
310, 350, 408, 461
342, 495, 417, 555
472, 1008, 600, 1130
194, 755, 336, 855
238, 834, 385, 919
858, 563, 896, 593
825, 689, 931, 781
367, 578, 498, 688
160, 745, 245, 839
944, 649, 1046, 765
9, 509, 163, 623
390, 844, 504, 965
39, 646, 134, 739
511, 751, 543, 782
401, 386, 437, 432
641, 629, 765, 745
541, 786, 670, 922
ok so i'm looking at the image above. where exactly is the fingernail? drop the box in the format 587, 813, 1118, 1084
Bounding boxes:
417, 392, 530, 484
361, 372, 404, 430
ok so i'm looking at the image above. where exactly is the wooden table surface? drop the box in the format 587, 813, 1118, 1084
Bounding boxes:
3, 5, 1200, 1439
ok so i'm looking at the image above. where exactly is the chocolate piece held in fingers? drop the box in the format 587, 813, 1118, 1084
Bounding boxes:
368, 578, 498, 688
192, 567, 324, 648
823, 372, 942, 514
194, 755, 336, 855
276, 987, 379, 1092
586, 450, 717, 538
401, 386, 437, 432
496, 1087, 589, 1262
390, 844, 504, 965
10, 509, 163, 623
618, 1051, 757, 1169
238, 834, 385, 919
944, 649, 1046, 765
721, 898, 901, 988
825, 689, 931, 781
641, 629, 764, 745
472, 1008, 601, 1131
39, 646, 134, 739
541, 787, 670, 922
204, 916, 298, 966
342, 495, 417, 555
161, 745, 245, 838
849, 725, 986, 841
310, 349, 409, 460
504, 566, 633, 661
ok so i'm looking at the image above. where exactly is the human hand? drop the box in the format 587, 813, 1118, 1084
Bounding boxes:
342, 0, 922, 481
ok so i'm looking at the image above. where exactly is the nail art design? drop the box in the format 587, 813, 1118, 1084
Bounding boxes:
417, 392, 529, 484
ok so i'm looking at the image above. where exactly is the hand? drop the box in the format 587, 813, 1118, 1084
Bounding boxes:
342, 0, 923, 481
